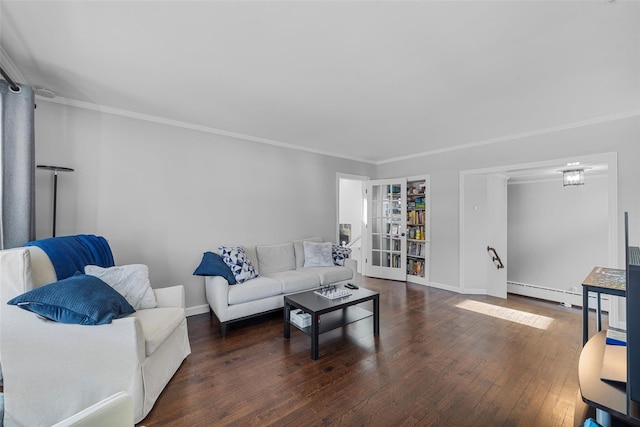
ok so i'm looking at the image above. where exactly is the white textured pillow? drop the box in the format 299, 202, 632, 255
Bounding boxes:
303, 241, 334, 267
85, 264, 157, 310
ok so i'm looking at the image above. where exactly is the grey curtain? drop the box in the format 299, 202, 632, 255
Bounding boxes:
0, 80, 35, 249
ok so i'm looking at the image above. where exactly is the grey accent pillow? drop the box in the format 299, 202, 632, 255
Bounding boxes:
85, 264, 157, 310
303, 241, 334, 267
293, 237, 322, 269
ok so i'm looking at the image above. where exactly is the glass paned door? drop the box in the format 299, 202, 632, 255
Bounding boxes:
365, 179, 406, 281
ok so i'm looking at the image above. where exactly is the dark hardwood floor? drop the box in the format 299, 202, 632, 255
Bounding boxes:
139, 276, 591, 426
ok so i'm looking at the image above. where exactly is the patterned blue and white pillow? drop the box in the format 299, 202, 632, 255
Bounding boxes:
217, 246, 259, 284
332, 244, 352, 266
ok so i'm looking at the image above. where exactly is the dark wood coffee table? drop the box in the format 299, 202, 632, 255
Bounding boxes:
284, 286, 379, 360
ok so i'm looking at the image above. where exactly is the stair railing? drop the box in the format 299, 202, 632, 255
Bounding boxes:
487, 246, 504, 269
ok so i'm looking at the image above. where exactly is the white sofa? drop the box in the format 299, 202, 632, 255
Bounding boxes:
0, 245, 191, 426
205, 238, 356, 336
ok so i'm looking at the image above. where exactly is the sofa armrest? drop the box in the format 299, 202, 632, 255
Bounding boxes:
204, 276, 230, 322
153, 285, 185, 309
1, 306, 145, 426
344, 258, 357, 277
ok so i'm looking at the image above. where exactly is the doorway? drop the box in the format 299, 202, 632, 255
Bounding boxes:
337, 173, 369, 274
459, 152, 618, 322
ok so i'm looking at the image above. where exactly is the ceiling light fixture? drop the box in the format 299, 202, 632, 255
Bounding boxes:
563, 169, 584, 187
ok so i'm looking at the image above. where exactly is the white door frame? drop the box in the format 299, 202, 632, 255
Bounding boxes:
336, 173, 369, 274
459, 152, 619, 320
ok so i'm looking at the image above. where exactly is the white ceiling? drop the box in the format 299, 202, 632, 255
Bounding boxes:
0, 1, 638, 164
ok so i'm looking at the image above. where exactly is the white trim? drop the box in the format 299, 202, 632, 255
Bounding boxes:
378, 110, 639, 165
507, 172, 609, 186
35, 96, 376, 164
0, 47, 27, 85
429, 281, 485, 294
33, 95, 639, 166
506, 281, 606, 310
186, 304, 210, 317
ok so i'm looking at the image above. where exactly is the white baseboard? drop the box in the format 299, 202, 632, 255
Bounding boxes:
186, 304, 210, 317
507, 281, 609, 311
428, 281, 485, 294
416, 280, 609, 311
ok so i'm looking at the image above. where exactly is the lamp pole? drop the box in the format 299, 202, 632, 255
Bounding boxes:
37, 165, 74, 237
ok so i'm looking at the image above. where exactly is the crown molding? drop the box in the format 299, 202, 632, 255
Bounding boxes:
0, 46, 27, 85
377, 110, 640, 165
36, 95, 377, 165
35, 93, 638, 167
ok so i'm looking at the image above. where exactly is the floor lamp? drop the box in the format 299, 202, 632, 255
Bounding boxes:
37, 165, 74, 237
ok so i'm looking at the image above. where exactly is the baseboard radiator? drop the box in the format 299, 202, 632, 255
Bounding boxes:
507, 281, 610, 311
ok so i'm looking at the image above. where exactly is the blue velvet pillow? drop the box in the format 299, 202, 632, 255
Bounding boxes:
193, 252, 237, 284
7, 273, 135, 325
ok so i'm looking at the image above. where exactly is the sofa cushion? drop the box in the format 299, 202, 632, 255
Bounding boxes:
129, 307, 185, 356
264, 270, 321, 294
227, 276, 282, 305
85, 264, 157, 310
256, 243, 295, 275
299, 266, 353, 285
293, 237, 322, 269
193, 252, 236, 284
218, 246, 259, 284
7, 273, 136, 325
303, 241, 334, 267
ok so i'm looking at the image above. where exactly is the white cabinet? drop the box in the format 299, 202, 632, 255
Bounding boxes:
364, 175, 430, 285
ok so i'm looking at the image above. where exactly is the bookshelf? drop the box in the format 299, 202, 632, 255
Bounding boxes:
364, 175, 430, 284
406, 176, 430, 285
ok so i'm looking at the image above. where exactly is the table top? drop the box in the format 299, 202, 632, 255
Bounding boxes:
582, 266, 626, 292
285, 286, 378, 314
579, 330, 628, 418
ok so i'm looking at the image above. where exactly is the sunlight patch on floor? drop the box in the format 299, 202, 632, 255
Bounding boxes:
455, 300, 554, 330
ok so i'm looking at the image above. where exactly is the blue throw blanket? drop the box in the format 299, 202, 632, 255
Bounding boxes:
25, 234, 115, 280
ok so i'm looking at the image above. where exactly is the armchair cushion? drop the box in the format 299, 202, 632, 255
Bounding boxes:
7, 273, 135, 325
85, 264, 157, 310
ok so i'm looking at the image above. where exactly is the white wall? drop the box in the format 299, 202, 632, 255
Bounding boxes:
32, 100, 640, 312
376, 116, 640, 291
338, 178, 363, 244
33, 101, 375, 312
507, 176, 609, 292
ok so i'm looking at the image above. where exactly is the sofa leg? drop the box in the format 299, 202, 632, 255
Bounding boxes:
209, 306, 213, 317
220, 322, 227, 338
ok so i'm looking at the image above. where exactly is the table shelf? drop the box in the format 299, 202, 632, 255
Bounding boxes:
290, 306, 373, 336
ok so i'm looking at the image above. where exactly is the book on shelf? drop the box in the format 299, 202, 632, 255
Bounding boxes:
606, 328, 627, 346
